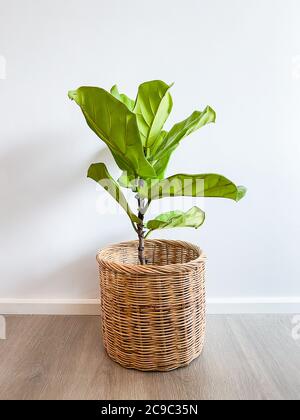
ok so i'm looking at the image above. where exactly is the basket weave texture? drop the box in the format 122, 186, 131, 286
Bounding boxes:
97, 239, 206, 371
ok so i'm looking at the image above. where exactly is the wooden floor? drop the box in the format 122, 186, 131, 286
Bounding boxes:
0, 315, 299, 400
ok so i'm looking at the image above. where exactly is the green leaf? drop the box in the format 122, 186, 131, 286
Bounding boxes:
146, 207, 205, 233
117, 171, 138, 190
133, 80, 173, 149
150, 131, 171, 179
155, 106, 216, 160
139, 173, 247, 202
68, 87, 156, 179
87, 163, 141, 224
110, 85, 135, 111
152, 153, 172, 179
149, 130, 168, 158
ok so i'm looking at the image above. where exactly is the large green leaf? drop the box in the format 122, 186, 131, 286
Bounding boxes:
154, 107, 216, 161
140, 173, 247, 202
146, 207, 205, 234
152, 153, 172, 179
133, 80, 173, 149
117, 171, 138, 190
149, 130, 168, 158
68, 87, 156, 178
110, 85, 135, 111
87, 163, 141, 224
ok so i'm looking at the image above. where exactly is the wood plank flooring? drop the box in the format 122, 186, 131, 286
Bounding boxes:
0, 315, 299, 400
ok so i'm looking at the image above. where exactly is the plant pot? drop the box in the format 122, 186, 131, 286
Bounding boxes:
96, 239, 206, 371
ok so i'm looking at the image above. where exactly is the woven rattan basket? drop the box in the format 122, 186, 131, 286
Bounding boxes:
97, 239, 206, 371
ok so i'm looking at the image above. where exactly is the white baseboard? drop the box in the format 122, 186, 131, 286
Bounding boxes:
0, 299, 101, 315
0, 297, 299, 316
207, 297, 300, 314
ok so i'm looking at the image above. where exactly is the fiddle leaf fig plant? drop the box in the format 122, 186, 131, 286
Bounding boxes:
146, 207, 206, 238
69, 80, 246, 265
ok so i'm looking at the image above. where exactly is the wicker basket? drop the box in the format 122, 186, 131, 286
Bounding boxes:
97, 239, 206, 371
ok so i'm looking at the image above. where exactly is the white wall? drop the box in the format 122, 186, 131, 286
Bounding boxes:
0, 0, 299, 313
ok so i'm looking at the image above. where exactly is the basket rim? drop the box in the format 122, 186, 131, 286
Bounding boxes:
96, 239, 206, 274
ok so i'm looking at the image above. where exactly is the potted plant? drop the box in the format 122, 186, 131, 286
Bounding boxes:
69, 80, 246, 371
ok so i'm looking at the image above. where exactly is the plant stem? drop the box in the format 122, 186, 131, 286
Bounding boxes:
136, 179, 147, 265
144, 230, 152, 240
137, 218, 145, 265
137, 196, 146, 265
